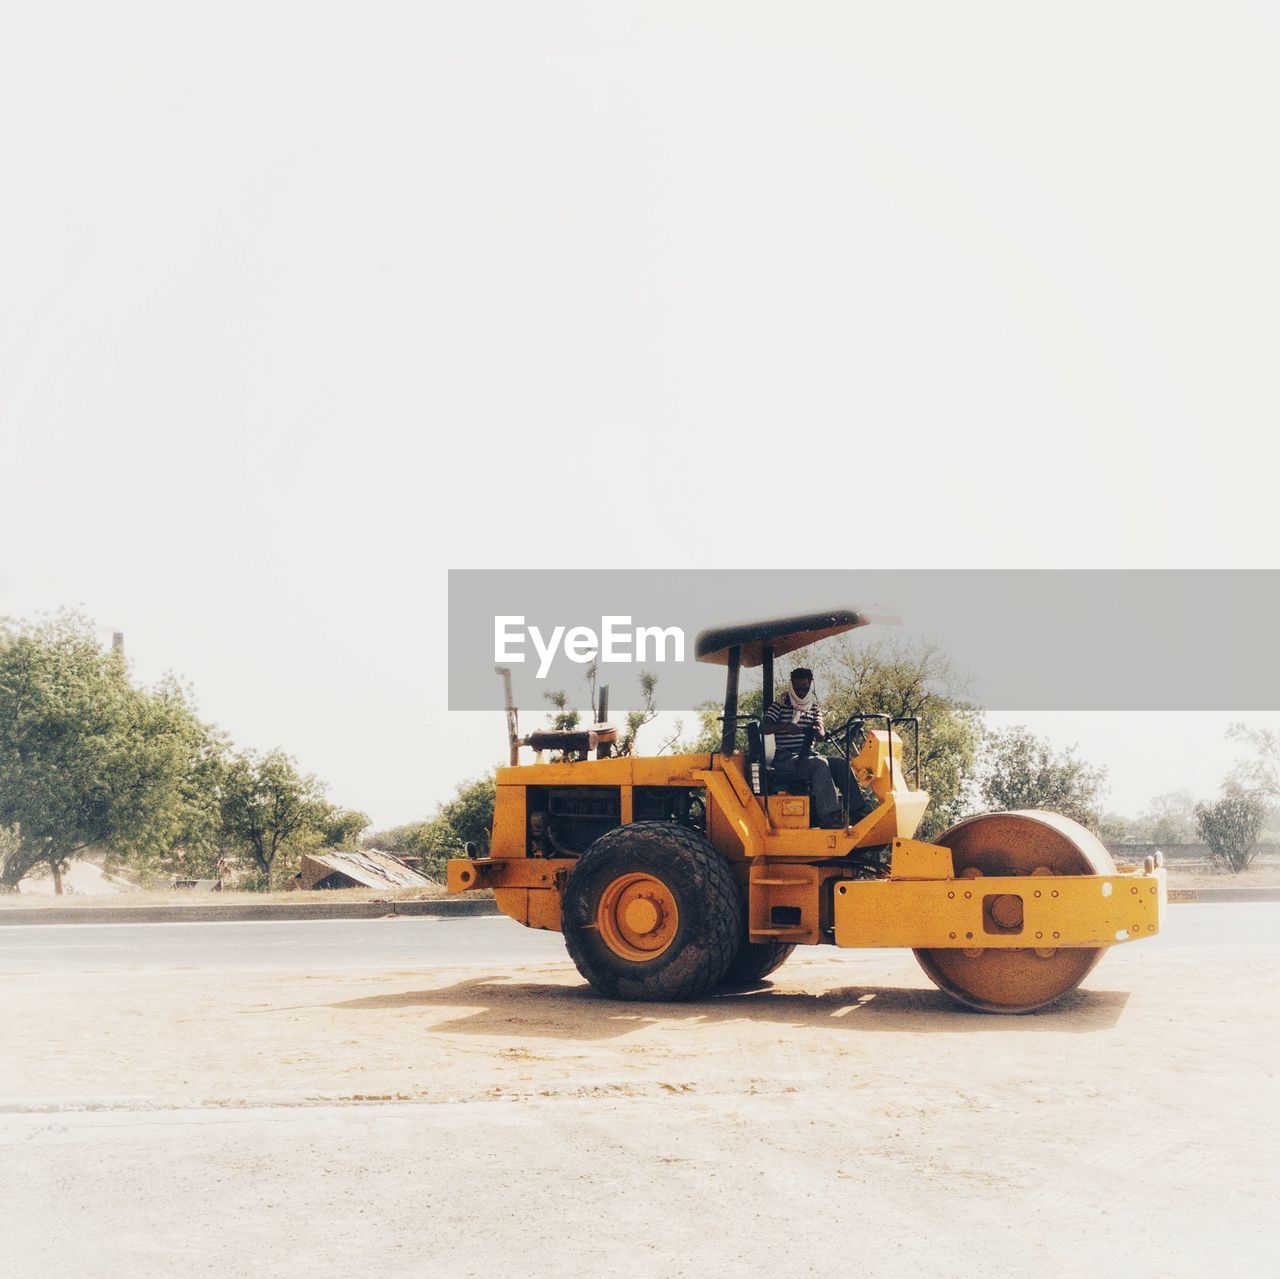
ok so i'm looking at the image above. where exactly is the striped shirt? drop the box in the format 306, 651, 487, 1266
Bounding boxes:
763, 693, 824, 758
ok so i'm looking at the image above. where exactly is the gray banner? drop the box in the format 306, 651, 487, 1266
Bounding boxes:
448, 570, 1280, 712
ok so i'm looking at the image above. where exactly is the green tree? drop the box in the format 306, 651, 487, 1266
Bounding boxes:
976, 726, 1107, 828
162, 726, 234, 877
1138, 790, 1197, 845
0, 614, 215, 892
0, 825, 22, 889
816, 638, 982, 837
620, 671, 660, 755
1097, 813, 1134, 844
322, 807, 371, 851
363, 820, 429, 857
543, 690, 580, 732
366, 774, 497, 878
1195, 786, 1265, 873
1228, 723, 1280, 800
542, 672, 667, 757
684, 686, 765, 754
437, 774, 497, 853
218, 749, 331, 886
539, 690, 582, 762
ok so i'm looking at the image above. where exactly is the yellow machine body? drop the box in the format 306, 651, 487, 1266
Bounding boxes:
445, 731, 1165, 960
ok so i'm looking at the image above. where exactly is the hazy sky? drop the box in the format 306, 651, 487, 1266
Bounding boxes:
3, 4, 1279, 826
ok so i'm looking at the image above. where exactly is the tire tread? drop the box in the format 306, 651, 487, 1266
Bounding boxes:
563, 821, 742, 1001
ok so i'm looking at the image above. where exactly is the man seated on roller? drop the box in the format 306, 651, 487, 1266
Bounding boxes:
762, 667, 870, 829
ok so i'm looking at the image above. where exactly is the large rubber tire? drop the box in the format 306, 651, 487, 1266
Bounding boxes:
718, 940, 796, 988
563, 822, 743, 1001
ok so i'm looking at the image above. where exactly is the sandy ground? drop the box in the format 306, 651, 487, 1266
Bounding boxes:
3, 940, 1278, 1278
1156, 859, 1280, 888
15, 859, 139, 896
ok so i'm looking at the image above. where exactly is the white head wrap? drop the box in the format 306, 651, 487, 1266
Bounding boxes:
787, 674, 817, 722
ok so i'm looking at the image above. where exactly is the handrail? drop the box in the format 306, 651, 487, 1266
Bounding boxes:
822, 712, 923, 824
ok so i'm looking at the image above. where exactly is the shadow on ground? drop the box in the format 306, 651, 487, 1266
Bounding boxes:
324, 975, 1130, 1039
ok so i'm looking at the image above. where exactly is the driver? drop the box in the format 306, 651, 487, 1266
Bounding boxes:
762, 667, 870, 829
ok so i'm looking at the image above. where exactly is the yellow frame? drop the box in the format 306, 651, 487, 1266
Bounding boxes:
446, 732, 1166, 952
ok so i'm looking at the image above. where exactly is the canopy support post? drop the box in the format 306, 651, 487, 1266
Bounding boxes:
720, 645, 741, 756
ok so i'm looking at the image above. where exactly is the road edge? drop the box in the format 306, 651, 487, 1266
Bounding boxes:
0, 899, 504, 926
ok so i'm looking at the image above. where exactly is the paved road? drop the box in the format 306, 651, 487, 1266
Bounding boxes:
0, 913, 568, 973
0, 902, 1270, 974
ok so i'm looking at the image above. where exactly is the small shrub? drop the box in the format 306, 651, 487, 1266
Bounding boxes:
1194, 788, 1266, 873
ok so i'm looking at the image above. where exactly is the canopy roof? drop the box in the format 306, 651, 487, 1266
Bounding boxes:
694, 609, 868, 667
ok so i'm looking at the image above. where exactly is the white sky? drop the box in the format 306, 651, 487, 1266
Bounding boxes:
3, 3, 1279, 827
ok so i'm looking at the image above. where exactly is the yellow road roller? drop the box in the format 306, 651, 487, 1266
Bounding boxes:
447, 610, 1165, 1012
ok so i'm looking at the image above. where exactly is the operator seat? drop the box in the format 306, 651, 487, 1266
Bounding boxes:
744, 721, 810, 797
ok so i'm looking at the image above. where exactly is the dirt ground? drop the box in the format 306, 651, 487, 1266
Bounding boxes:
1154, 859, 1280, 888
3, 939, 1277, 1278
